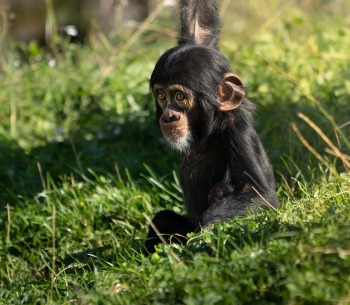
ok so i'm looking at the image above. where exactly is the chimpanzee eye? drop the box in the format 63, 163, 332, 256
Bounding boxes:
175, 92, 188, 108
175, 92, 185, 102
156, 91, 167, 108
157, 91, 166, 100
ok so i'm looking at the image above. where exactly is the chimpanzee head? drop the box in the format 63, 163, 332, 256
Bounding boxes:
150, 45, 245, 152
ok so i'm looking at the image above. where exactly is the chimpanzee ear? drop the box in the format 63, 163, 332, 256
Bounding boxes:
217, 73, 245, 112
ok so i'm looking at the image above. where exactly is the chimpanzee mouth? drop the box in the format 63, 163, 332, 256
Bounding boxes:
162, 129, 193, 153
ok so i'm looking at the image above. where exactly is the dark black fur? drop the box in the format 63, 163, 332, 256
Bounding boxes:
144, 0, 279, 253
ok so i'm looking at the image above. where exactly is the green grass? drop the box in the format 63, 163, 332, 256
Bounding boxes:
1, 0, 350, 304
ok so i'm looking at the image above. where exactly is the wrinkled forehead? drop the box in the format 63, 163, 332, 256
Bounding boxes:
152, 83, 195, 101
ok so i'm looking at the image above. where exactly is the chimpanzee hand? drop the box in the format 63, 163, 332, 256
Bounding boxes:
208, 182, 234, 206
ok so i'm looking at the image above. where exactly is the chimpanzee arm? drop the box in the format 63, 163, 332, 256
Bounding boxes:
202, 129, 279, 227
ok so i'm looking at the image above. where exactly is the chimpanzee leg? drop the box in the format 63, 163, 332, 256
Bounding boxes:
144, 210, 197, 253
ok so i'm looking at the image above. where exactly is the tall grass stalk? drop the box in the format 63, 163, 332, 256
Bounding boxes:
297, 113, 350, 169
50, 202, 56, 305
6, 203, 12, 282
37, 162, 47, 191
10, 96, 16, 138
290, 122, 337, 176
142, 212, 182, 263
44, 0, 57, 44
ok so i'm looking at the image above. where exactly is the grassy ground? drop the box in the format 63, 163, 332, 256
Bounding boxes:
1, 0, 350, 304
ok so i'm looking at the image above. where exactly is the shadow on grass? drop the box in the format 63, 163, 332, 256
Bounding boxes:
0, 114, 178, 207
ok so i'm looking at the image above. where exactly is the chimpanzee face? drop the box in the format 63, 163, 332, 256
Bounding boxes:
152, 73, 244, 152
153, 83, 196, 152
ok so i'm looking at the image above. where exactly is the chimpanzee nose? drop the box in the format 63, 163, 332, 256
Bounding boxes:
162, 110, 180, 123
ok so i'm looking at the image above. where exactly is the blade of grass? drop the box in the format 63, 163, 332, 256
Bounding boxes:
252, 186, 282, 214
281, 154, 307, 185
6, 203, 12, 282
50, 200, 56, 305
44, 0, 57, 44
37, 161, 47, 191
10, 96, 17, 138
325, 148, 350, 161
290, 122, 339, 177
297, 113, 350, 169
276, 170, 294, 199
220, 0, 232, 17
120, 1, 165, 54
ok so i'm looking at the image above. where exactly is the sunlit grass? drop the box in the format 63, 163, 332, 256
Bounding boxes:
0, 0, 350, 304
